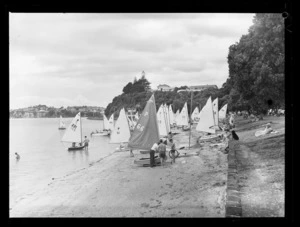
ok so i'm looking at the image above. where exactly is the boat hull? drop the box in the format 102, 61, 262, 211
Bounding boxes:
134, 156, 161, 166
68, 145, 85, 151
58, 127, 66, 130
91, 132, 110, 136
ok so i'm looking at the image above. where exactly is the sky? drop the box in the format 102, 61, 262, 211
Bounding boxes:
9, 13, 255, 109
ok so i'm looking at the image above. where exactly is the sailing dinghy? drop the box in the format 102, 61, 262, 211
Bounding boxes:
91, 113, 110, 136
61, 112, 85, 150
109, 108, 131, 151
196, 97, 223, 142
128, 94, 161, 166
58, 115, 66, 130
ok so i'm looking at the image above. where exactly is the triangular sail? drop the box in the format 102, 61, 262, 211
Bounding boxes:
212, 98, 219, 126
196, 97, 216, 134
169, 105, 175, 125
59, 116, 66, 128
110, 108, 131, 143
178, 102, 189, 127
164, 104, 171, 132
61, 112, 82, 143
128, 94, 160, 150
103, 113, 110, 130
191, 107, 200, 122
157, 104, 169, 136
108, 113, 114, 131
219, 104, 228, 119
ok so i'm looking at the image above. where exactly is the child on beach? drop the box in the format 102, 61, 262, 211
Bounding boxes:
158, 139, 167, 167
169, 139, 176, 164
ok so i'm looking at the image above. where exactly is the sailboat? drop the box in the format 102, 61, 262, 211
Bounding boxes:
61, 112, 85, 150
212, 98, 222, 131
128, 94, 161, 166
179, 102, 190, 130
157, 104, 169, 137
219, 104, 228, 120
168, 105, 175, 127
196, 97, 223, 142
58, 115, 66, 130
191, 107, 200, 123
91, 113, 110, 136
110, 108, 130, 140
108, 113, 115, 131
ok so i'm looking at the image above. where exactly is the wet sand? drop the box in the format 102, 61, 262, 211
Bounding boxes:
10, 127, 228, 217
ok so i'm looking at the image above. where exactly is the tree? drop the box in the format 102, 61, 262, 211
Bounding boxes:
226, 13, 284, 114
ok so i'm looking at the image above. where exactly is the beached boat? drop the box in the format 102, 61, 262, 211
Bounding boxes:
196, 97, 223, 142
109, 108, 131, 151
58, 115, 66, 130
61, 112, 85, 150
91, 113, 111, 136
128, 94, 161, 166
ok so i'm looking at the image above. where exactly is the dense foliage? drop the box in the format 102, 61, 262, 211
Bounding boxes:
106, 14, 285, 117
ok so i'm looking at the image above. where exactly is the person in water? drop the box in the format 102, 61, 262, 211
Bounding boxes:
83, 136, 90, 150
15, 152, 20, 160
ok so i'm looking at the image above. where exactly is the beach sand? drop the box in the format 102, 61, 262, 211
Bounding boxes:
10, 128, 228, 217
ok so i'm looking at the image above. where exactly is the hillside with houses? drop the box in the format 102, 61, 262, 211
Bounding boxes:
10, 105, 105, 119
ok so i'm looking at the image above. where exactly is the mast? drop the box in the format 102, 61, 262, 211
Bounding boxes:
80, 112, 82, 144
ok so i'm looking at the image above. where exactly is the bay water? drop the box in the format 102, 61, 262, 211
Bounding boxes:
9, 117, 118, 208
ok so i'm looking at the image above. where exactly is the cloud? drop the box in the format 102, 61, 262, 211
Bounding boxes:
9, 13, 255, 109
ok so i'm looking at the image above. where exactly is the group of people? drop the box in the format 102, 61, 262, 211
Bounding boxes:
149, 132, 177, 167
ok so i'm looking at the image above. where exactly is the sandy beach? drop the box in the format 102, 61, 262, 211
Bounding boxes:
10, 127, 228, 217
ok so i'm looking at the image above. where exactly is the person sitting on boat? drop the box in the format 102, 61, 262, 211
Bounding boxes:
72, 142, 76, 148
83, 136, 90, 151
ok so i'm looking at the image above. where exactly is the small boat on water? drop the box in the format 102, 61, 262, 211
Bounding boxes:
61, 112, 85, 151
58, 115, 66, 130
91, 113, 111, 136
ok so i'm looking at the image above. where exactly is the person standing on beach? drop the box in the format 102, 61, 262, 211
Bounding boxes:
168, 132, 173, 143
169, 139, 176, 164
158, 139, 167, 167
83, 136, 90, 151
150, 141, 159, 167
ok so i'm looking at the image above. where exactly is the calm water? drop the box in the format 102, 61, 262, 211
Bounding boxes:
9, 118, 117, 208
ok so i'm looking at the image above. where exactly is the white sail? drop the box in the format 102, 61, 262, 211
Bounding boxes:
103, 113, 110, 130
178, 102, 189, 127
191, 107, 200, 122
219, 104, 228, 119
108, 113, 114, 131
59, 116, 66, 128
110, 108, 131, 143
157, 104, 169, 136
163, 104, 171, 132
61, 112, 82, 143
196, 97, 216, 134
168, 105, 175, 125
212, 98, 219, 126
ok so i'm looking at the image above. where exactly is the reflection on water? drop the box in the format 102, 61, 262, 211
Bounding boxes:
9, 118, 117, 208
